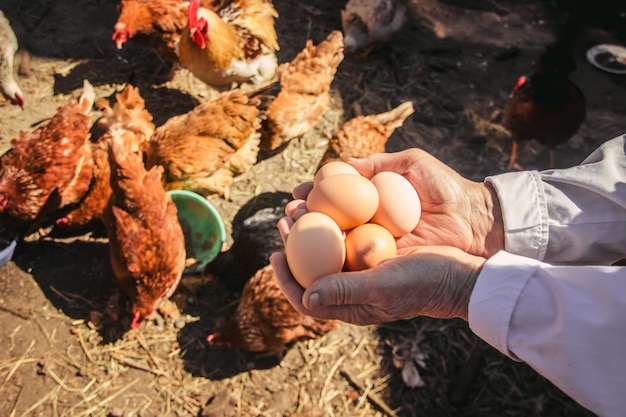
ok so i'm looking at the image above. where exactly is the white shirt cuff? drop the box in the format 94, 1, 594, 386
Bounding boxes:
468, 251, 541, 359
485, 171, 549, 261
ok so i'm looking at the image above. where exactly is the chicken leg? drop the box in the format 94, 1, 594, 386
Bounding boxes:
507, 139, 523, 171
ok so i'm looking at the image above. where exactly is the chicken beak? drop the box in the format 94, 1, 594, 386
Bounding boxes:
14, 93, 24, 110
130, 311, 142, 329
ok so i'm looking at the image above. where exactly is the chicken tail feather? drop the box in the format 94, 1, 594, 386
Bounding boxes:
375, 101, 415, 128
78, 80, 96, 115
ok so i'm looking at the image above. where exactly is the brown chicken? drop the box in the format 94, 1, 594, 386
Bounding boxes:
207, 264, 340, 353
341, 0, 408, 55
177, 0, 280, 90
103, 130, 186, 330
55, 85, 155, 231
54, 140, 110, 231
0, 10, 24, 108
259, 30, 345, 152
0, 80, 95, 227
112, 0, 215, 69
318, 101, 414, 169
502, 18, 586, 170
143, 89, 262, 199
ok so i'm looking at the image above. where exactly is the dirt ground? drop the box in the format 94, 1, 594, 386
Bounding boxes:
0, 0, 625, 416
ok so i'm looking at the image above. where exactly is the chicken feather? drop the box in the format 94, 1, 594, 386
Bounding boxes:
207, 264, 340, 353
0, 10, 24, 108
55, 84, 155, 230
112, 0, 216, 66
103, 131, 185, 329
0, 80, 94, 226
318, 101, 415, 168
502, 18, 585, 170
341, 0, 408, 55
258, 30, 345, 152
177, 0, 280, 90
144, 89, 262, 198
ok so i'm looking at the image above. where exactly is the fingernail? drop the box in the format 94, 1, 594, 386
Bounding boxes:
307, 292, 321, 309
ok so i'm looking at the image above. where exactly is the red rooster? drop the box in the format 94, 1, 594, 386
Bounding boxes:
177, 0, 280, 90
503, 18, 586, 170
111, 0, 215, 70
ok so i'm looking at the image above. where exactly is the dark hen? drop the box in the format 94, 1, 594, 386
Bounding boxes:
203, 191, 291, 292
503, 18, 586, 170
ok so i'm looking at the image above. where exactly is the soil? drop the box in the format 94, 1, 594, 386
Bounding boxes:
0, 0, 625, 416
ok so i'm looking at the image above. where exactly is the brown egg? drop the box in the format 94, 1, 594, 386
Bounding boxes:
370, 171, 421, 237
285, 212, 346, 288
344, 223, 397, 271
314, 161, 360, 185
307, 174, 379, 230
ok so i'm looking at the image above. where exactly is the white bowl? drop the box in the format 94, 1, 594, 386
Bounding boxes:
586, 44, 626, 75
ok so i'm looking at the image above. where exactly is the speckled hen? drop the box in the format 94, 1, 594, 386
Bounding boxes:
0, 80, 95, 226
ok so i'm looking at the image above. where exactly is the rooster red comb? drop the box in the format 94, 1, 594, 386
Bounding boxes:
188, 0, 208, 49
513, 75, 528, 91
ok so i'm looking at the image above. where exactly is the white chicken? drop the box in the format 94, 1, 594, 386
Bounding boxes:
0, 10, 24, 108
341, 0, 408, 55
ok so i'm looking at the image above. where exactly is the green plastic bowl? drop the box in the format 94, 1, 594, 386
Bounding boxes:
167, 190, 226, 275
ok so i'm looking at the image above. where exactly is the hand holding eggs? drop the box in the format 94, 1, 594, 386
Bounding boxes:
285, 162, 422, 288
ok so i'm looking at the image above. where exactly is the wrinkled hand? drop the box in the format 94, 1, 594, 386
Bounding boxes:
287, 149, 504, 257
270, 245, 485, 325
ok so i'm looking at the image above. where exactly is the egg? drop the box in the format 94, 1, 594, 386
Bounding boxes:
314, 161, 360, 185
344, 223, 397, 271
307, 174, 379, 230
285, 212, 346, 288
369, 171, 421, 237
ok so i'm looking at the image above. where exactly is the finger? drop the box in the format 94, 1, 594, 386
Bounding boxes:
346, 156, 376, 179
292, 181, 314, 200
285, 199, 307, 219
304, 270, 373, 309
269, 253, 314, 316
276, 216, 293, 246
271, 253, 371, 322
348, 149, 421, 178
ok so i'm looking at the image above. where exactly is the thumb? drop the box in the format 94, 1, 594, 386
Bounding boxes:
303, 270, 372, 310
346, 156, 377, 179
348, 152, 414, 179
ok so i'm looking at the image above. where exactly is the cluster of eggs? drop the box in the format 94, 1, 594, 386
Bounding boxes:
285, 161, 422, 288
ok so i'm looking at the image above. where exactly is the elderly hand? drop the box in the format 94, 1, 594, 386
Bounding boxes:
287, 149, 504, 258
270, 245, 485, 325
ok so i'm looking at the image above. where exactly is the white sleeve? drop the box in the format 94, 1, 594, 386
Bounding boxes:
469, 251, 626, 417
485, 134, 626, 264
